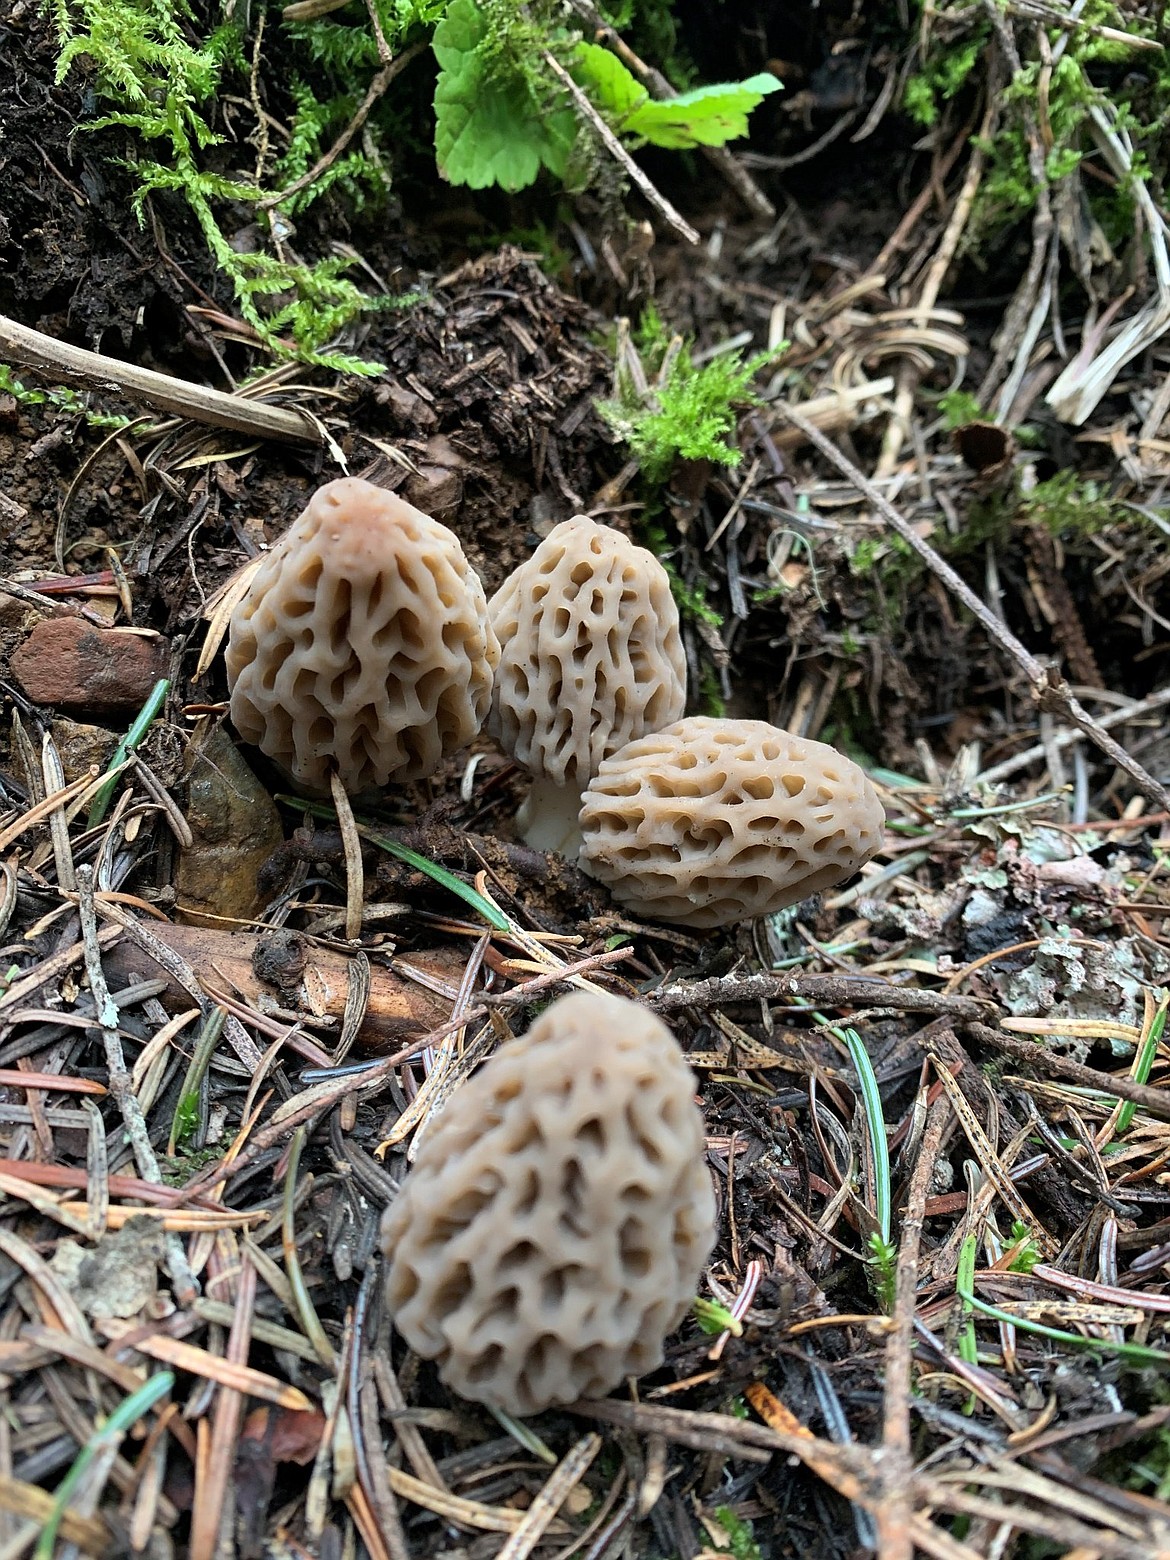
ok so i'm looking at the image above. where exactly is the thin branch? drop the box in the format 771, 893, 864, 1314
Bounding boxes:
0, 315, 321, 444
968, 1022, 1170, 1124
565, 0, 774, 219
258, 42, 425, 210
76, 866, 199, 1304
647, 971, 994, 1020
779, 402, 1170, 813
542, 52, 700, 245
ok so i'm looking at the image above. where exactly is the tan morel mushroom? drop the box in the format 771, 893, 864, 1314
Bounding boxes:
226, 477, 499, 797
579, 717, 885, 929
488, 516, 686, 852
380, 989, 715, 1417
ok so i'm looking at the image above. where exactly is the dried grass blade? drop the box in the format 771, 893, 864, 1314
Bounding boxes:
929, 1056, 1050, 1251
105, 1329, 313, 1409
0, 1474, 110, 1552
496, 1433, 601, 1560
190, 1257, 256, 1560
330, 772, 365, 941
383, 1465, 545, 1533
0, 768, 111, 853
0, 1170, 95, 1235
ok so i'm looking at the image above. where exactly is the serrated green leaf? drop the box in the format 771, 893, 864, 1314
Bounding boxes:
571, 40, 647, 120
625, 71, 782, 149
432, 0, 576, 192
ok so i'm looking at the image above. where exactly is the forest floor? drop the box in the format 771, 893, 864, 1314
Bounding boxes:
2, 1, 1170, 1557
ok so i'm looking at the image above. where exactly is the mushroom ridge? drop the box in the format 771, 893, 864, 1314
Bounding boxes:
380, 989, 716, 1416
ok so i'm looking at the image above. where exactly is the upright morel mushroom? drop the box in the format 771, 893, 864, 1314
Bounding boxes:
381, 989, 715, 1417
579, 717, 885, 928
488, 516, 686, 852
226, 477, 499, 796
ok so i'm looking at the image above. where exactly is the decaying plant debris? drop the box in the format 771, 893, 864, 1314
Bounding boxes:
2, 0, 1170, 1556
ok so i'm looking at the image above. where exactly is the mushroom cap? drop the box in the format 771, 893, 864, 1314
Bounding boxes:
381, 989, 715, 1417
487, 516, 686, 788
579, 717, 885, 929
226, 477, 499, 796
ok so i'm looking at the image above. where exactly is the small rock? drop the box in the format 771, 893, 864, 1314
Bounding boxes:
176, 719, 284, 926
375, 379, 438, 432
50, 717, 118, 784
10, 616, 169, 716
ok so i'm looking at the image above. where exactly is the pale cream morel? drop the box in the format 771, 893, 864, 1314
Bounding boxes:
381, 990, 716, 1416
226, 477, 499, 796
580, 717, 885, 928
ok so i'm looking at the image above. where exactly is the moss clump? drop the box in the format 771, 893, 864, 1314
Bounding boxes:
1018, 470, 1119, 537
599, 304, 781, 483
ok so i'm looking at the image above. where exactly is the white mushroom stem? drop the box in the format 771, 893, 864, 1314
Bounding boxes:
516, 777, 586, 858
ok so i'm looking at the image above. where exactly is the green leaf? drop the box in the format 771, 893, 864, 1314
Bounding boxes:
572, 40, 647, 120
432, 0, 576, 191
625, 71, 782, 149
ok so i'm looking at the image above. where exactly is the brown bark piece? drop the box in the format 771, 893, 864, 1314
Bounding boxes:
102, 921, 460, 1054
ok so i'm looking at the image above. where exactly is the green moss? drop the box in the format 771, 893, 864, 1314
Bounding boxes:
600, 304, 781, 483
1019, 470, 1118, 536
904, 26, 988, 127
712, 1507, 763, 1560
51, 0, 412, 372
937, 388, 985, 429
0, 364, 132, 428
906, 0, 1165, 243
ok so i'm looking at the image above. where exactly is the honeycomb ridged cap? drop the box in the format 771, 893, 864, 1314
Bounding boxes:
381, 990, 715, 1416
226, 477, 499, 796
579, 717, 885, 928
487, 516, 686, 788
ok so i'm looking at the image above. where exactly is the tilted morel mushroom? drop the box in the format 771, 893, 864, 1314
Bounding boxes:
487, 516, 686, 852
381, 989, 715, 1416
579, 716, 885, 929
226, 477, 499, 797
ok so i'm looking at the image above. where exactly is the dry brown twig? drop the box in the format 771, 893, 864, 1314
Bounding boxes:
541, 52, 700, 246
0, 314, 321, 444
780, 402, 1170, 812
877, 1095, 953, 1560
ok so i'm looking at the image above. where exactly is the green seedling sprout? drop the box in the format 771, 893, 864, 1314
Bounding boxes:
168, 1005, 226, 1155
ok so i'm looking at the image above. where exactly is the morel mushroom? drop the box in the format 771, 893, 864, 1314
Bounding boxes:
487, 516, 686, 852
226, 477, 499, 797
381, 989, 715, 1416
579, 717, 885, 929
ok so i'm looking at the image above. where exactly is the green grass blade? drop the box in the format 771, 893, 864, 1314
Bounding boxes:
36, 1370, 174, 1560
840, 1024, 890, 1243
1117, 994, 1168, 1135
275, 794, 511, 930
957, 1234, 1170, 1368
86, 676, 170, 829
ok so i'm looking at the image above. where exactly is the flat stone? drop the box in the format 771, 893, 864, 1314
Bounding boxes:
10, 616, 169, 716
176, 721, 284, 926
